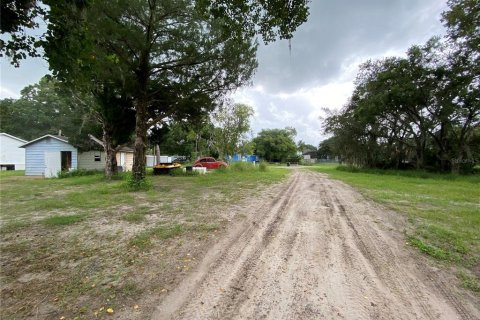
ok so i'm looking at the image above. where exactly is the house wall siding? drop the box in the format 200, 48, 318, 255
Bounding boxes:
24, 138, 77, 176
124, 152, 134, 171
115, 152, 133, 172
0, 134, 26, 170
78, 151, 134, 172
78, 151, 105, 171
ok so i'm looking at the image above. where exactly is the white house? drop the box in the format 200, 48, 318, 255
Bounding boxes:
20, 134, 78, 178
0, 133, 27, 170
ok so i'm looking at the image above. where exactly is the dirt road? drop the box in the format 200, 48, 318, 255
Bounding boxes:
152, 170, 479, 320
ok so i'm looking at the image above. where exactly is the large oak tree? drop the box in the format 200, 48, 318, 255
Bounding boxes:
44, 0, 310, 184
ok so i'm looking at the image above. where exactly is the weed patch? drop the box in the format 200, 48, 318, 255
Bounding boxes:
129, 223, 184, 250
122, 208, 150, 223
190, 223, 220, 233
407, 236, 453, 261
43, 214, 86, 226
124, 173, 153, 191
259, 162, 268, 172
1, 220, 31, 233
457, 271, 480, 292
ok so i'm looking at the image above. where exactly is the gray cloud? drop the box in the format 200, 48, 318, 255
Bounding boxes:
254, 0, 447, 93
232, 0, 449, 145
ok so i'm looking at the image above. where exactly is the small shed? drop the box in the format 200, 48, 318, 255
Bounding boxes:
20, 135, 78, 177
0, 133, 27, 170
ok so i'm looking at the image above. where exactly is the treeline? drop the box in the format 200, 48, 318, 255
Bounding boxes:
323, 0, 479, 173
0, 76, 301, 164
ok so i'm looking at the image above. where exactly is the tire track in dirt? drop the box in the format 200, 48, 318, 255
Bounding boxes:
152, 172, 301, 319
152, 170, 480, 320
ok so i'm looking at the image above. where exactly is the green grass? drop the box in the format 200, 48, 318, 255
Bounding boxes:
1, 220, 31, 233
129, 222, 222, 250
458, 271, 480, 292
0, 173, 135, 221
122, 207, 150, 223
43, 214, 86, 226
129, 223, 184, 250
0, 170, 24, 177
0, 164, 289, 319
312, 164, 480, 292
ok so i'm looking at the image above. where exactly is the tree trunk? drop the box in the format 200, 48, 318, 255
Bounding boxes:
416, 146, 424, 170
451, 156, 461, 174
155, 144, 161, 165
103, 129, 118, 179
132, 98, 148, 182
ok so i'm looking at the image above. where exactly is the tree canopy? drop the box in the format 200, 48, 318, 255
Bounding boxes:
0, 76, 101, 146
253, 127, 298, 162
322, 0, 479, 173
212, 102, 254, 159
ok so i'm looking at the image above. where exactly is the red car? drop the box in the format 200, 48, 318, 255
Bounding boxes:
193, 157, 228, 169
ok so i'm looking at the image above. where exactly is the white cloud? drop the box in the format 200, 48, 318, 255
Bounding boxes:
0, 86, 20, 99
232, 78, 355, 145
0, 56, 49, 98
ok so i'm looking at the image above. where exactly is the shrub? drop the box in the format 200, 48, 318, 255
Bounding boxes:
216, 165, 229, 173
259, 162, 268, 172
124, 173, 152, 191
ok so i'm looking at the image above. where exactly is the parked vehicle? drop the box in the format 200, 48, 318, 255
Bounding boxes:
153, 162, 182, 175
193, 157, 228, 169
171, 155, 188, 163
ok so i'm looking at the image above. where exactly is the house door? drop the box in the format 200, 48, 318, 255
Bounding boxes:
44, 152, 61, 178
61, 151, 72, 171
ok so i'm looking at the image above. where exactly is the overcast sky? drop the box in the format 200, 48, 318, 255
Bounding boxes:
0, 0, 448, 145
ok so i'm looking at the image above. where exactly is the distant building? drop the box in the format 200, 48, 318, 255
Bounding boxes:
302, 150, 318, 164
0, 133, 27, 170
78, 147, 134, 172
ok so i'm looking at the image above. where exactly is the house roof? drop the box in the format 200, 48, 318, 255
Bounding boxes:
0, 132, 27, 143
302, 150, 317, 156
118, 146, 134, 153
20, 134, 70, 148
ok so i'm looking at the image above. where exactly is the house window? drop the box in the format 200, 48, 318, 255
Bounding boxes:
94, 155, 101, 162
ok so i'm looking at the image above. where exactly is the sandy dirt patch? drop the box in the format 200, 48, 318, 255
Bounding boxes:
152, 170, 479, 320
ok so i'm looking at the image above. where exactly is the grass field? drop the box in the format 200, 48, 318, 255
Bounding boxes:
312, 164, 480, 293
0, 164, 288, 319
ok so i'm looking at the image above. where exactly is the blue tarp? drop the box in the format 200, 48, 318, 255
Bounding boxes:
230, 154, 258, 162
